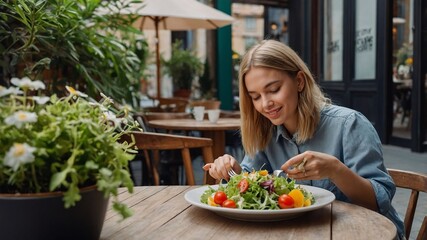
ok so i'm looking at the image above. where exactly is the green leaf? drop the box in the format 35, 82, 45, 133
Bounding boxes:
100, 168, 112, 177
85, 160, 98, 169
112, 201, 133, 219
63, 185, 81, 208
49, 169, 69, 191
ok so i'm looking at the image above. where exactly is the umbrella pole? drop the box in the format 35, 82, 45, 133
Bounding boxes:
155, 17, 161, 99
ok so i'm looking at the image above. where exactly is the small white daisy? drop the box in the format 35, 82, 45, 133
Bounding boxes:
100, 92, 114, 105
4, 143, 37, 171
4, 110, 38, 128
0, 86, 23, 97
11, 77, 46, 91
65, 86, 88, 98
103, 111, 123, 127
32, 96, 51, 105
120, 104, 133, 114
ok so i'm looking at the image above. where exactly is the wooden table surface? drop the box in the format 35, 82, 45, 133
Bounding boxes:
101, 186, 397, 240
147, 118, 241, 158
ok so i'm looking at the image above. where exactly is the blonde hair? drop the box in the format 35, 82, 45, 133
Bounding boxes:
239, 40, 330, 157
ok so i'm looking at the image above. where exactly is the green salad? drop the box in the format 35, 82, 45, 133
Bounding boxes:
200, 170, 315, 210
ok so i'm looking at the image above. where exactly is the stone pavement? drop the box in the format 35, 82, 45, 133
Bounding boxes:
382, 144, 427, 240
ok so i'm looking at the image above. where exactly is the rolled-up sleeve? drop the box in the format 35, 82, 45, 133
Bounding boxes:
342, 111, 396, 214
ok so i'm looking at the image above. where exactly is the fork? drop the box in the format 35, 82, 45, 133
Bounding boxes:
273, 169, 284, 177
275, 158, 307, 178
228, 169, 238, 177
229, 168, 285, 178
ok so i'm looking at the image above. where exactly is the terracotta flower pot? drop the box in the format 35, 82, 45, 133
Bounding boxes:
173, 89, 192, 99
0, 185, 109, 240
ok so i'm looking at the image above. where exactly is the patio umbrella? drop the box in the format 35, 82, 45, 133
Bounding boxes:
97, 0, 234, 98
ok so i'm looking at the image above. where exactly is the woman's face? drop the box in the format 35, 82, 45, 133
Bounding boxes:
244, 67, 303, 132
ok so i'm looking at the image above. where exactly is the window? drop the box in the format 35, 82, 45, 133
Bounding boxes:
245, 17, 256, 32
354, 0, 377, 80
323, 0, 343, 81
244, 37, 257, 50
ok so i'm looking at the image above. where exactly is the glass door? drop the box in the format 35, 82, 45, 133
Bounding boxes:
391, 0, 414, 140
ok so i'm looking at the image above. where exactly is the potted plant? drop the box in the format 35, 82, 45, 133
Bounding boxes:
0, 77, 139, 240
394, 43, 413, 80
163, 40, 203, 98
0, 0, 148, 108
198, 57, 217, 100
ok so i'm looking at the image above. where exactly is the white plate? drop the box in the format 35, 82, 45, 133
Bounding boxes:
184, 185, 335, 222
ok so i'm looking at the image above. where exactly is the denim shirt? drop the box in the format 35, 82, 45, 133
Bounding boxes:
240, 105, 405, 238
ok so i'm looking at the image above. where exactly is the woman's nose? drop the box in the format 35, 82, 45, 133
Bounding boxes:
262, 97, 273, 108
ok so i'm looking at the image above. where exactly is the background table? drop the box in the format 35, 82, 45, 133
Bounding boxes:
101, 186, 397, 240
148, 118, 241, 158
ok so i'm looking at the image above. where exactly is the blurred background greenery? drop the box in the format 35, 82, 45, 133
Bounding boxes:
0, 0, 150, 108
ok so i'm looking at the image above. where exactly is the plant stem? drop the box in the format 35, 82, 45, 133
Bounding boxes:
31, 164, 40, 192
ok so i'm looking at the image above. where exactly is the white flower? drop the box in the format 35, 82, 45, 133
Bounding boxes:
4, 111, 38, 128
65, 86, 88, 98
0, 86, 23, 97
398, 65, 410, 75
32, 96, 51, 105
100, 92, 114, 105
4, 143, 37, 171
103, 111, 123, 127
11, 77, 46, 90
120, 103, 133, 113
88, 101, 109, 112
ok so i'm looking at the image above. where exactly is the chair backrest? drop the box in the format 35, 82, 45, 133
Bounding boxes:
220, 110, 241, 119
132, 112, 149, 132
120, 131, 215, 186
189, 100, 221, 110
388, 168, 427, 240
141, 112, 192, 133
157, 97, 189, 112
141, 97, 189, 113
142, 112, 192, 121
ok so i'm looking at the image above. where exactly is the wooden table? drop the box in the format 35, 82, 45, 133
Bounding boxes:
148, 118, 241, 158
101, 186, 397, 240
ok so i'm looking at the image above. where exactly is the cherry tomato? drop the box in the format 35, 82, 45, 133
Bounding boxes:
278, 194, 295, 209
222, 199, 237, 208
237, 178, 249, 193
213, 191, 227, 205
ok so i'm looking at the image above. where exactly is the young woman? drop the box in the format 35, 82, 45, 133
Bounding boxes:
203, 40, 404, 239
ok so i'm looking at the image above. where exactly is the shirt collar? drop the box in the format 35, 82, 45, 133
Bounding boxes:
275, 125, 293, 142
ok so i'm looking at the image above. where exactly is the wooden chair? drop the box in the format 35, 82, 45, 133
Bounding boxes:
220, 110, 241, 118
141, 112, 192, 134
388, 168, 427, 240
130, 112, 194, 185
144, 97, 189, 113
120, 131, 215, 186
142, 112, 192, 121
189, 100, 221, 110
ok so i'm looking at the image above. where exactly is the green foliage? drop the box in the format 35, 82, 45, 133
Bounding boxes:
163, 40, 203, 90
0, 78, 140, 219
232, 51, 241, 97
394, 43, 413, 67
0, 0, 149, 108
199, 58, 215, 99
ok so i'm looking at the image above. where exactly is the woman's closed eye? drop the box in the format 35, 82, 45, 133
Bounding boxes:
268, 87, 280, 94
250, 94, 261, 101
249, 87, 280, 101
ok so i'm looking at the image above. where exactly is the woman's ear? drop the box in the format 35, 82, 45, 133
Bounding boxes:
296, 71, 305, 92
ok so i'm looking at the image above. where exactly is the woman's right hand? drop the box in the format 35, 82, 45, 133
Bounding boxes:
202, 154, 242, 180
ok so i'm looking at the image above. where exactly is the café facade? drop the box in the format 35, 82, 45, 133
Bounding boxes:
218, 0, 426, 152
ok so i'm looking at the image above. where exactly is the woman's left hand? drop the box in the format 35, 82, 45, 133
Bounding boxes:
281, 151, 343, 181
